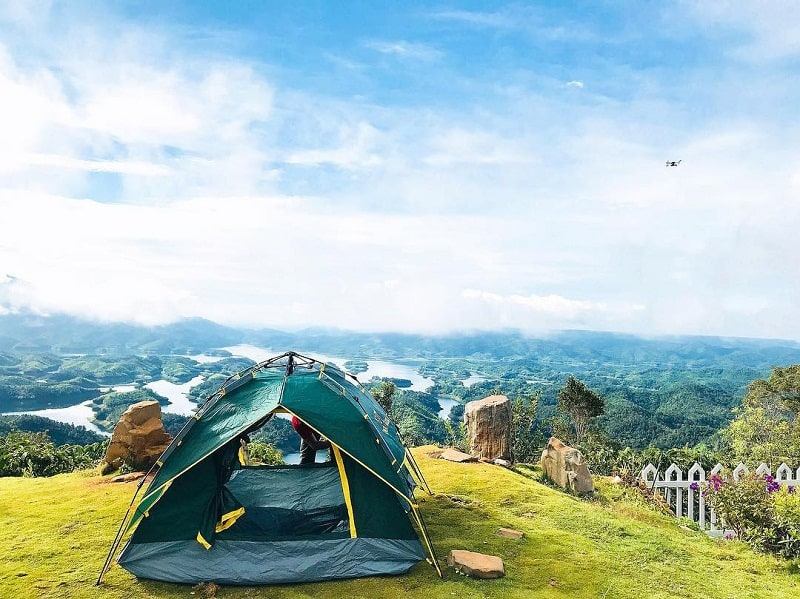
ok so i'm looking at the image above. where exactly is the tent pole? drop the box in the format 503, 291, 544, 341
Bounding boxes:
405, 448, 433, 495
411, 505, 443, 578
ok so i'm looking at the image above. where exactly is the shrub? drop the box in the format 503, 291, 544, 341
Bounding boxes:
511, 392, 543, 463
443, 418, 468, 453
703, 471, 800, 558
247, 441, 284, 466
0, 430, 108, 477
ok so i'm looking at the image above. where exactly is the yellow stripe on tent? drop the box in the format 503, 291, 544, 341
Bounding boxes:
332, 446, 358, 539
196, 532, 211, 550
215, 507, 246, 533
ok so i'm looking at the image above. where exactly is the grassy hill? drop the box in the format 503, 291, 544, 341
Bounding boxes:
1, 449, 798, 598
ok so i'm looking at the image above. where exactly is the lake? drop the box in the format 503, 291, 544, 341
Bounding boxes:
2, 348, 456, 434
145, 375, 206, 416
222, 345, 435, 392
2, 400, 108, 435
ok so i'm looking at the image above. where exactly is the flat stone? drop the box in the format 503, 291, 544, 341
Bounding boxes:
110, 472, 146, 483
447, 549, 505, 579
496, 527, 524, 539
439, 449, 478, 463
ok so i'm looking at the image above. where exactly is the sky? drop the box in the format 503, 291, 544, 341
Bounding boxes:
1, 1, 799, 339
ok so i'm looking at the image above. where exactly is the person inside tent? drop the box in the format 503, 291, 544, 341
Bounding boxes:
291, 415, 332, 465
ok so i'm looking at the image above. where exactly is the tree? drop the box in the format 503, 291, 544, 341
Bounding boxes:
721, 365, 800, 466
556, 376, 605, 443
370, 381, 396, 416
510, 391, 543, 463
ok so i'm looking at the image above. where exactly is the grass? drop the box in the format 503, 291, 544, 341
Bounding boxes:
0, 447, 798, 598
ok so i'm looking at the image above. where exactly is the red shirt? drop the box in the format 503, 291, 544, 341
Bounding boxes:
291, 416, 318, 442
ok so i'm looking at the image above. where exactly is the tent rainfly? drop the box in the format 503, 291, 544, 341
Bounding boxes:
98, 352, 440, 585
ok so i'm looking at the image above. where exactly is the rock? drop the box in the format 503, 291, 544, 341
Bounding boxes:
493, 458, 512, 468
447, 549, 505, 579
540, 436, 594, 496
105, 401, 172, 471
496, 527, 524, 539
439, 448, 478, 463
464, 395, 512, 461
109, 472, 146, 483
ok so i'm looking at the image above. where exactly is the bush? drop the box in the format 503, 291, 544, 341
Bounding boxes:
0, 430, 108, 477
703, 471, 800, 558
247, 441, 284, 466
511, 392, 544, 463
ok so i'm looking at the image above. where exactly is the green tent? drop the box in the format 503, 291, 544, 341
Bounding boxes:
99, 352, 440, 585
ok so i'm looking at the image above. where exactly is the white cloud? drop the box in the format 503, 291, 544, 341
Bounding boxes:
13, 153, 171, 176
0, 3, 799, 340
462, 289, 644, 322
685, 2, 800, 61
285, 122, 383, 168
365, 40, 442, 61
566, 80, 584, 88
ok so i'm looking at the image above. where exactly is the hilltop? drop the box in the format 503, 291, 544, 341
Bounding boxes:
1, 448, 798, 599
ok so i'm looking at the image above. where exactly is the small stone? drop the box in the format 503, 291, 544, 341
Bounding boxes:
447, 549, 505, 579
493, 458, 512, 467
439, 449, 477, 463
110, 472, 146, 483
496, 527, 524, 539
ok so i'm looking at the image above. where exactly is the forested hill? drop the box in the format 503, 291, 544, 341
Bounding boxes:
2, 312, 799, 366
3, 311, 800, 450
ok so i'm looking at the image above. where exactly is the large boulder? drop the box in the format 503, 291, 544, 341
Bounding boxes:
105, 401, 172, 471
540, 436, 594, 495
464, 395, 512, 461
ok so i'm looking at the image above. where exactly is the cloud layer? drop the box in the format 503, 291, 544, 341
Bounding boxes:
1, 2, 800, 339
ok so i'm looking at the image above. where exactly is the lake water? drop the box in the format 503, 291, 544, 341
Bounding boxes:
2, 347, 444, 434
2, 401, 108, 435
145, 375, 206, 416
462, 373, 486, 387
222, 345, 435, 392
438, 398, 459, 420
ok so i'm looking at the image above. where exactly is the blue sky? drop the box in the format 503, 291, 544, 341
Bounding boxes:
1, 1, 799, 339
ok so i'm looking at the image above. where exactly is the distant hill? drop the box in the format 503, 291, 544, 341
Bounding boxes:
2, 311, 800, 365
4, 312, 800, 450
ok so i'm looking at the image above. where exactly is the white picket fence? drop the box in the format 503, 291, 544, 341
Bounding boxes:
639, 462, 800, 536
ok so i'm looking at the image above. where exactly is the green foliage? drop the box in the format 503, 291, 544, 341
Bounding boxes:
703, 471, 800, 558
442, 418, 468, 453
574, 429, 622, 475
0, 415, 105, 446
370, 381, 396, 416
161, 412, 192, 437
391, 391, 446, 446
249, 416, 297, 454
0, 429, 107, 477
720, 365, 800, 466
158, 356, 201, 384
510, 391, 543, 463
90, 388, 169, 432
247, 441, 284, 465
557, 375, 605, 443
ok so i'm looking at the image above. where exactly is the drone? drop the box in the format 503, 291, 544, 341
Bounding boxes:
666, 160, 682, 167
